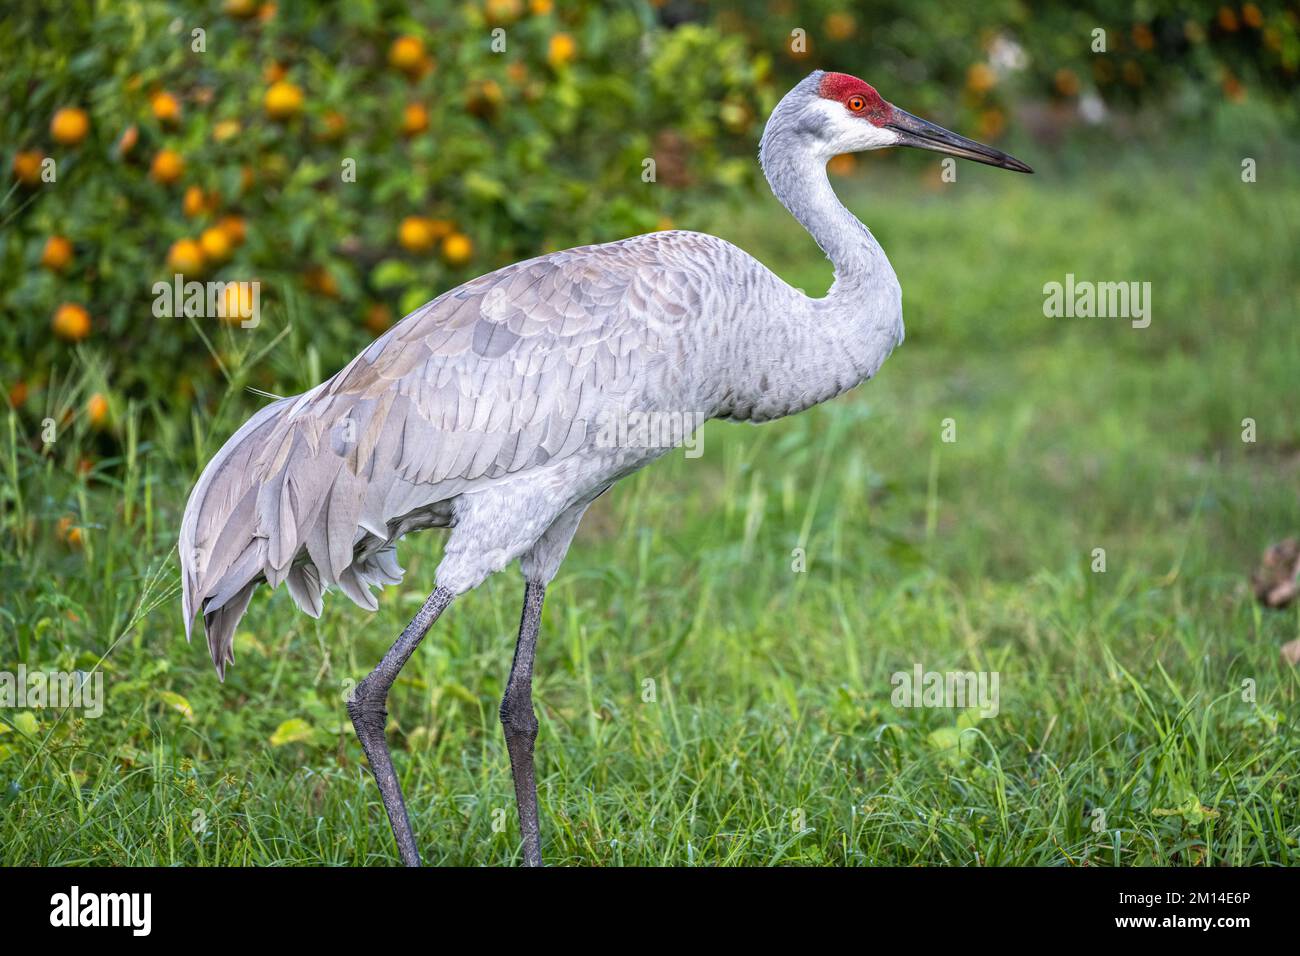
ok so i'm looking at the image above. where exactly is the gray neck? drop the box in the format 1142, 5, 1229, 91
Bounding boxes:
760, 134, 890, 302
706, 114, 904, 423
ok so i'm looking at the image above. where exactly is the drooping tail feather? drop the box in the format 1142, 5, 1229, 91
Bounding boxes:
180, 397, 298, 679
179, 388, 412, 679
202, 582, 255, 678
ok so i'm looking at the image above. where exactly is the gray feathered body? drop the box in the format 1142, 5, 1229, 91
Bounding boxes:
181, 73, 905, 677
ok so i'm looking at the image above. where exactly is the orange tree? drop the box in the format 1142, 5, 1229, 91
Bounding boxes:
1, 0, 773, 450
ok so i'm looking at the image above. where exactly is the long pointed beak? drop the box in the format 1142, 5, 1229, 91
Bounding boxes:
886, 108, 1033, 173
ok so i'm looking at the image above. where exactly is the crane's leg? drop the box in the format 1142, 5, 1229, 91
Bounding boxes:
497, 496, 597, 866
348, 585, 454, 866
501, 580, 545, 866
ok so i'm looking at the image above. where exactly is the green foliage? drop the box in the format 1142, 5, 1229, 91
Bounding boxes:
1, 0, 772, 432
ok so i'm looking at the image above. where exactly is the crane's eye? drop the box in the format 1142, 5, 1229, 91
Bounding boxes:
847, 95, 866, 113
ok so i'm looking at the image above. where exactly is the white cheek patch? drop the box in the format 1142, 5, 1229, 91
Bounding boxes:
808, 98, 898, 155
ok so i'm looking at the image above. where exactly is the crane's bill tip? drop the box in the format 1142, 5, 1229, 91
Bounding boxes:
886, 107, 1033, 175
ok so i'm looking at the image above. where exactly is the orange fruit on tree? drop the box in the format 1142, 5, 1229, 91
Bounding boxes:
824, 12, 856, 41
1054, 69, 1080, 98
151, 91, 182, 124
398, 216, 437, 253
827, 153, 856, 177
319, 110, 347, 141
304, 266, 338, 298
365, 303, 393, 335
486, 0, 524, 24
116, 125, 139, 157
965, 63, 997, 95
388, 35, 426, 75
115, 124, 139, 158
441, 232, 473, 267
183, 185, 222, 217
182, 185, 208, 217
51, 107, 90, 145
13, 150, 44, 185
151, 149, 185, 184
86, 393, 109, 427
529, 0, 554, 15
221, 282, 257, 323
212, 119, 241, 143
200, 226, 232, 262
264, 81, 304, 120
217, 282, 246, 323
547, 33, 577, 68
166, 238, 205, 275
218, 215, 247, 246
224, 0, 257, 17
41, 236, 74, 272
401, 102, 429, 136
52, 303, 91, 342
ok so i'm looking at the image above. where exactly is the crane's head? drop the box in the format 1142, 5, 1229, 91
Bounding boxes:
763, 70, 1033, 174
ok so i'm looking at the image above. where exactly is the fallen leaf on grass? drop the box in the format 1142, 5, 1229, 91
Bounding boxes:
1251, 538, 1300, 608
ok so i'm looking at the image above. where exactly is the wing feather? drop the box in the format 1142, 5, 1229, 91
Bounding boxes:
181, 232, 716, 673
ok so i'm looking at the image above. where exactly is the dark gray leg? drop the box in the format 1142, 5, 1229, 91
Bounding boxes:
501, 581, 545, 866
348, 585, 454, 866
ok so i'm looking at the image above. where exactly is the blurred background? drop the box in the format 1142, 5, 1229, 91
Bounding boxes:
1, 2, 1299, 865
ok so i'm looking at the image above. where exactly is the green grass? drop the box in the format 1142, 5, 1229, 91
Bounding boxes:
3, 137, 1299, 866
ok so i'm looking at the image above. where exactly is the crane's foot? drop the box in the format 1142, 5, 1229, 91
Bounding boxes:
349, 687, 421, 866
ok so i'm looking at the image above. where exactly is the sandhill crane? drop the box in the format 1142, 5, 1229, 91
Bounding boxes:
180, 70, 1031, 866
